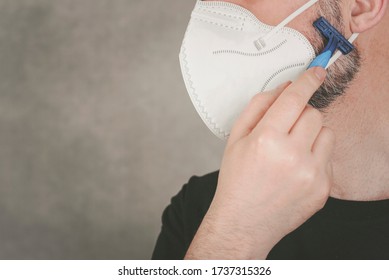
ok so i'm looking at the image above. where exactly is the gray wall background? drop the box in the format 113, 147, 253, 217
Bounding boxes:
0, 0, 224, 259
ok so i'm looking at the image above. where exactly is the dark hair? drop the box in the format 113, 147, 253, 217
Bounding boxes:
308, 0, 361, 110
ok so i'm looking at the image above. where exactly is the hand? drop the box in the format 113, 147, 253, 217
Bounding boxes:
185, 67, 334, 259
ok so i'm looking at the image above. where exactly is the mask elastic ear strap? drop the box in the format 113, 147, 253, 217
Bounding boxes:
326, 33, 359, 68
254, 0, 319, 50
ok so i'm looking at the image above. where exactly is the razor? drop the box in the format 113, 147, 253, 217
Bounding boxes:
308, 17, 357, 69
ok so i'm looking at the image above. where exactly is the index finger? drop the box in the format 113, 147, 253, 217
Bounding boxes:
257, 67, 326, 133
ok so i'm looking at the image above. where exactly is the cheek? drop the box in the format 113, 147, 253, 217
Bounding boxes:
286, 8, 321, 48
249, 0, 292, 26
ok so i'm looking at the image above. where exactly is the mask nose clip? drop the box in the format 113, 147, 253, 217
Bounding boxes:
308, 17, 356, 69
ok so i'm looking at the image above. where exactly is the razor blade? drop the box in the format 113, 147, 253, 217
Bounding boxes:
308, 17, 356, 69
314, 17, 355, 55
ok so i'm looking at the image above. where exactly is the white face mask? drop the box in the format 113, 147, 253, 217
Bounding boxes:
179, 0, 357, 140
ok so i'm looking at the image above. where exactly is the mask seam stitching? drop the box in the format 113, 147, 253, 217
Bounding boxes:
213, 40, 287, 56
193, 17, 243, 31
198, 8, 244, 21
197, 1, 271, 30
194, 5, 316, 58
180, 44, 229, 139
261, 63, 306, 92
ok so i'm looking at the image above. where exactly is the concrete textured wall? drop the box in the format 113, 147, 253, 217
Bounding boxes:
0, 0, 224, 259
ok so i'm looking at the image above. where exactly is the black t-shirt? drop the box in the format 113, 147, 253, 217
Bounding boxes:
152, 171, 389, 259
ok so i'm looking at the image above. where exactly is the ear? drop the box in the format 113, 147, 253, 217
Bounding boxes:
349, 0, 388, 32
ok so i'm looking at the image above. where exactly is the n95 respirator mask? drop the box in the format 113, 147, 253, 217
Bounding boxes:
179, 0, 357, 140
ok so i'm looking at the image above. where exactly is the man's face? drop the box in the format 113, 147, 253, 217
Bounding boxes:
205, 0, 361, 110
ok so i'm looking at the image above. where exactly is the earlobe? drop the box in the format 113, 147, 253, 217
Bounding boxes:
349, 0, 388, 33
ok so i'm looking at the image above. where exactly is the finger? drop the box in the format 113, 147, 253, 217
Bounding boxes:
257, 67, 326, 134
290, 105, 324, 150
326, 162, 333, 179
228, 82, 291, 144
312, 127, 336, 162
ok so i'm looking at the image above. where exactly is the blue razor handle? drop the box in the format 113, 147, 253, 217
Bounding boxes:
308, 17, 355, 69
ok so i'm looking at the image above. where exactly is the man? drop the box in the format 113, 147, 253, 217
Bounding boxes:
152, 0, 389, 259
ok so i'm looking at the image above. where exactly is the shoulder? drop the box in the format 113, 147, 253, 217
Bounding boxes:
164, 170, 219, 232
181, 170, 219, 213
152, 171, 219, 259
177, 170, 219, 236
176, 170, 219, 251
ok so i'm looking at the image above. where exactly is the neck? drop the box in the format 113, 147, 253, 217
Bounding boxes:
324, 25, 389, 201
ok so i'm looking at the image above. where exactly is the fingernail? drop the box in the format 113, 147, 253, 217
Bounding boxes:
313, 67, 327, 82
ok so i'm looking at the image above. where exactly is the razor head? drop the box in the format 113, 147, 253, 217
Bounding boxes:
313, 17, 355, 55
